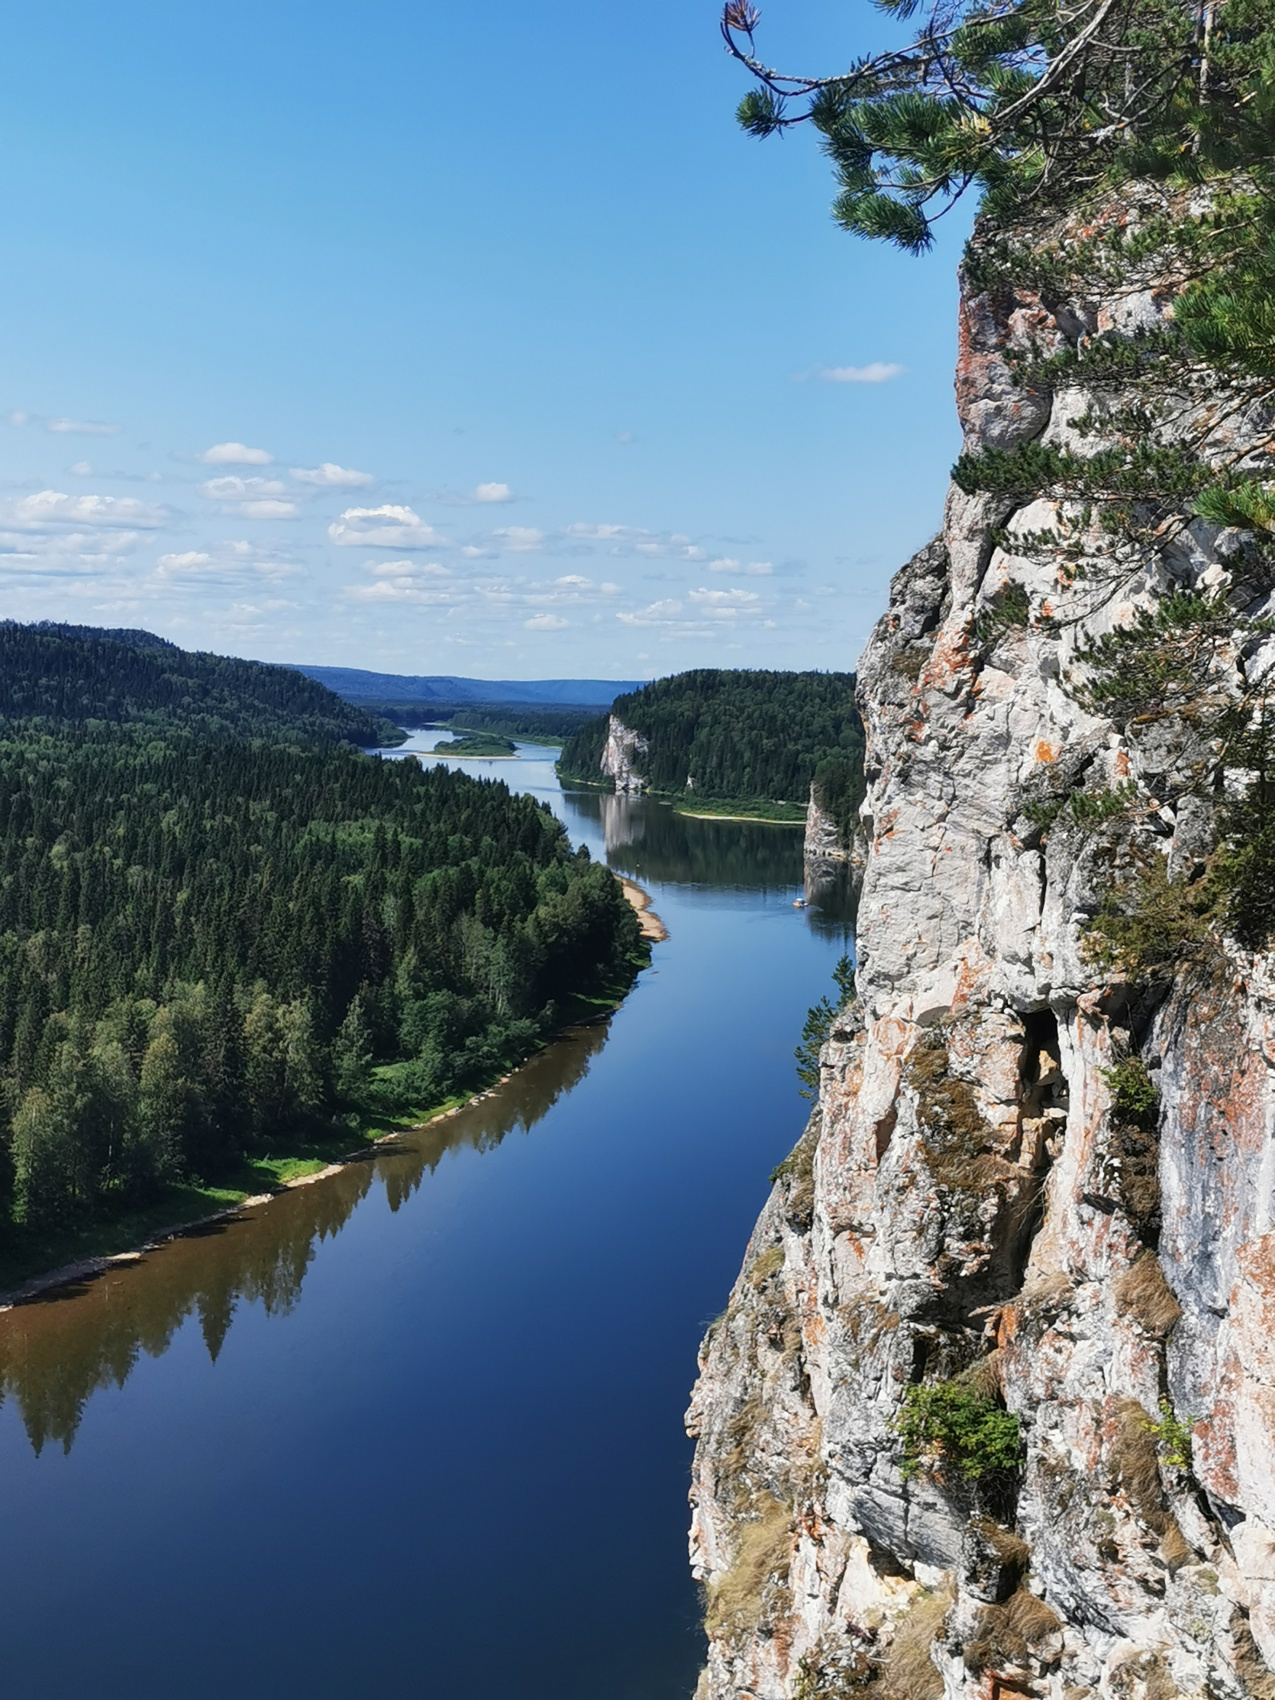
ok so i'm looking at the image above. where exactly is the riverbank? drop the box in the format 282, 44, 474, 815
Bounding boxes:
675, 808, 804, 825
620, 878, 669, 942
0, 917, 661, 1305
0, 1000, 636, 1310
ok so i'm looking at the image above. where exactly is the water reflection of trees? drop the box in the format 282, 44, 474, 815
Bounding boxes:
564, 793, 807, 890
562, 791, 857, 939
0, 1021, 610, 1456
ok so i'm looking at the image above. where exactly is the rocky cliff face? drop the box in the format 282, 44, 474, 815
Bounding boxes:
687, 220, 1275, 1699
601, 714, 649, 793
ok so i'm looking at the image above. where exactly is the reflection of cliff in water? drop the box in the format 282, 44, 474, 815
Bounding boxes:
0, 1021, 610, 1457
564, 791, 805, 891
803, 859, 859, 941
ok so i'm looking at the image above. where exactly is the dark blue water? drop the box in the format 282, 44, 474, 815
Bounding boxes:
0, 742, 851, 1699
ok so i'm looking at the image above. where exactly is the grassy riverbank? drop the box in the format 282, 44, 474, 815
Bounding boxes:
0, 939, 654, 1300
672, 796, 805, 823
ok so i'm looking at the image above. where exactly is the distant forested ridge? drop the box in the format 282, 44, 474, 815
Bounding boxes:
0, 622, 401, 747
0, 626, 643, 1250
290, 664, 641, 708
557, 669, 865, 833
345, 702, 597, 743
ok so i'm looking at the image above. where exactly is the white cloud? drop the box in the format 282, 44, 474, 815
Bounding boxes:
46, 417, 120, 435
0, 531, 143, 572
69, 461, 93, 478
689, 587, 760, 605
7, 411, 28, 426
155, 551, 215, 580
564, 522, 706, 561
3, 490, 167, 530
566, 522, 632, 541
349, 576, 454, 605
153, 540, 301, 584
199, 475, 289, 500
687, 586, 762, 619
329, 504, 447, 549
492, 526, 543, 552
200, 441, 274, 465
365, 557, 449, 579
818, 362, 903, 384
241, 499, 299, 519
618, 598, 685, 627
290, 462, 374, 488
555, 574, 591, 587
524, 613, 568, 631
473, 482, 514, 503
709, 556, 772, 575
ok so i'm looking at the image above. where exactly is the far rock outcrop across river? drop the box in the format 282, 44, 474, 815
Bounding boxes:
687, 206, 1275, 1699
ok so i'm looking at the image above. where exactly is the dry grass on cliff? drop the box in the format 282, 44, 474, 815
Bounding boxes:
748, 1244, 784, 1289
906, 1034, 1020, 1191
703, 1493, 792, 1638
878, 1583, 953, 1700
1115, 1253, 1182, 1339
963, 1587, 1062, 1676
1110, 1399, 1170, 1534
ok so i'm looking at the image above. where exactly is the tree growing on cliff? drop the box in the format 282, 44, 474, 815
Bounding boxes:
724, 0, 1275, 544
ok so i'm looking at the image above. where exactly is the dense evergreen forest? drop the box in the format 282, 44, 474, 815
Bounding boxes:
0, 625, 642, 1249
557, 669, 865, 833
348, 701, 595, 742
0, 623, 400, 747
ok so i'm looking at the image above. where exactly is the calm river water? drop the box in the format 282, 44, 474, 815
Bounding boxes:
0, 738, 852, 1700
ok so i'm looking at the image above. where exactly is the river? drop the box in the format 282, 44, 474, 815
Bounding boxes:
0, 737, 853, 1700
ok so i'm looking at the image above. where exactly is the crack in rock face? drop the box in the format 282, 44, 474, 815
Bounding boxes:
687, 208, 1275, 1700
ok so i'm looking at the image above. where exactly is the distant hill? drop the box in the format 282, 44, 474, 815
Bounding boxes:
288, 665, 642, 708
557, 668, 865, 841
0, 622, 397, 747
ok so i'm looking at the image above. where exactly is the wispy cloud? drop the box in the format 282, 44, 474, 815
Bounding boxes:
708, 557, 772, 575
492, 525, 543, 552
200, 475, 287, 500
153, 540, 301, 584
817, 362, 903, 384
473, 482, 514, 503
618, 598, 685, 627
199, 441, 274, 465
564, 522, 706, 560
241, 499, 298, 519
524, 613, 568, 630
198, 475, 298, 519
46, 417, 121, 436
329, 504, 447, 549
290, 462, 374, 488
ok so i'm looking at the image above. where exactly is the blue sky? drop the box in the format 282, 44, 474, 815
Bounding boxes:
0, 0, 969, 678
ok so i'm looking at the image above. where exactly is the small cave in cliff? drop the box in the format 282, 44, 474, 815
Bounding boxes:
1008, 1010, 1065, 1292
1018, 1010, 1066, 1153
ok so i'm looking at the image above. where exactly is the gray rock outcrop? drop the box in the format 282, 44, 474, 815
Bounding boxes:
601, 715, 649, 793
687, 208, 1275, 1700
804, 785, 847, 862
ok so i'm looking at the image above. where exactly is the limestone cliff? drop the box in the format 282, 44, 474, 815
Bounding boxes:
804, 786, 847, 862
601, 714, 649, 793
687, 218, 1275, 1699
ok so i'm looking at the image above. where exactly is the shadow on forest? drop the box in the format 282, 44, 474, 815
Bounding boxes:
0, 1019, 611, 1456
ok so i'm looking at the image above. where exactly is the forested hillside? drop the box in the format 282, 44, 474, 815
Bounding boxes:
0, 625, 644, 1260
0, 623, 399, 747
0, 726, 640, 1238
557, 669, 864, 826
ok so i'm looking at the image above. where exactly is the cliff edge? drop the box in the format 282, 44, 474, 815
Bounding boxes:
688, 212, 1275, 1700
